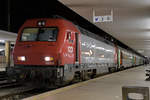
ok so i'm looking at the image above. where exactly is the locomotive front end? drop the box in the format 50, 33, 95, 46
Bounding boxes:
10, 19, 65, 86
14, 27, 58, 66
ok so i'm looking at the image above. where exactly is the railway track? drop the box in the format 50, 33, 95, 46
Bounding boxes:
0, 71, 34, 100
0, 71, 7, 81
0, 82, 55, 100
0, 71, 52, 100
0, 71, 19, 89
0, 79, 51, 100
0, 85, 36, 100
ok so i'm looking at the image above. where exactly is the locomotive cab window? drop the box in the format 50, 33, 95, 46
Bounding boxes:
21, 27, 58, 42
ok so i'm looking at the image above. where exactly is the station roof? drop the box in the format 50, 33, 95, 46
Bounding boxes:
0, 30, 16, 41
0, 0, 146, 58
61, 0, 150, 57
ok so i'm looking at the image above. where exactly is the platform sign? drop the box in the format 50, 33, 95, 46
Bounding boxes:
93, 9, 113, 23
94, 15, 112, 23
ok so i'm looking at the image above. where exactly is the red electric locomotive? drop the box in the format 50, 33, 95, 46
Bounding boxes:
12, 18, 81, 85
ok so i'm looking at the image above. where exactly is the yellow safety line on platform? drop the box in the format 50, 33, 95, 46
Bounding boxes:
23, 66, 143, 100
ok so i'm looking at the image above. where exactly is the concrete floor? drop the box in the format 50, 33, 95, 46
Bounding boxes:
23, 65, 150, 100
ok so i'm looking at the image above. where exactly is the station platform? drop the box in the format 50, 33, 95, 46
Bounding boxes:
23, 65, 149, 100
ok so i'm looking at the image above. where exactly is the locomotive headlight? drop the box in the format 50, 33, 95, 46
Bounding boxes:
44, 56, 54, 62
17, 56, 26, 61
37, 21, 45, 26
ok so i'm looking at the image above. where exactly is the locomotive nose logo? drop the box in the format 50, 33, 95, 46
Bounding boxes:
68, 46, 73, 53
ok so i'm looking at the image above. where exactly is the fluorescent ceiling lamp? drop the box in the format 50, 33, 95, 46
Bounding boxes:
137, 50, 144, 53
0, 49, 4, 51
0, 40, 5, 43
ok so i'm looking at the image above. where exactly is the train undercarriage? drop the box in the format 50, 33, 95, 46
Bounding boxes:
6, 64, 123, 88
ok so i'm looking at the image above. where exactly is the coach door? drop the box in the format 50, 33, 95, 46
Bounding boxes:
75, 33, 79, 63
66, 31, 76, 63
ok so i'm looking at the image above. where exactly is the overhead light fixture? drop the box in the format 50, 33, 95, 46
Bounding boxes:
0, 40, 5, 43
0, 49, 4, 51
137, 50, 144, 53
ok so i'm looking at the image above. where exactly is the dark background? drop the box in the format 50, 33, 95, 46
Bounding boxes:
0, 0, 95, 33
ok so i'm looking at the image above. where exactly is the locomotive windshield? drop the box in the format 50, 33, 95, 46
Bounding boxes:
21, 27, 58, 42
